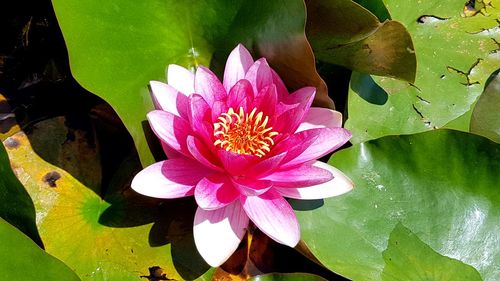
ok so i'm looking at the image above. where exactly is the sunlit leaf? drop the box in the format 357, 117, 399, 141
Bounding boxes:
381, 223, 482, 281
0, 217, 81, 281
0, 142, 42, 246
3, 130, 213, 280
346, 0, 500, 143
296, 130, 500, 281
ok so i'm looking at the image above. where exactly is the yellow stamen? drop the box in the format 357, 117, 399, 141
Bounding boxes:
213, 107, 278, 157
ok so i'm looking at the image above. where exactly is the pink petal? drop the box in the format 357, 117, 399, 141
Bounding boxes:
160, 141, 183, 159
217, 149, 258, 176
242, 190, 300, 247
193, 202, 249, 267
167, 64, 194, 95
275, 161, 354, 199
252, 84, 277, 119
131, 158, 211, 198
188, 94, 213, 142
223, 44, 254, 92
231, 177, 272, 196
227, 79, 254, 112
186, 135, 223, 171
271, 69, 289, 101
274, 101, 298, 117
147, 110, 192, 157
272, 129, 321, 161
210, 100, 228, 123
285, 86, 316, 105
245, 58, 273, 96
195, 66, 227, 105
273, 87, 315, 134
149, 81, 189, 118
263, 162, 333, 187
296, 107, 343, 132
246, 152, 286, 178
195, 174, 239, 210
279, 127, 352, 169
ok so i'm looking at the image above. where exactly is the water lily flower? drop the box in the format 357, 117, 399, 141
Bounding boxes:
132, 44, 354, 267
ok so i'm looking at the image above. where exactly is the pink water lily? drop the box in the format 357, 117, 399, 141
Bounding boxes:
132, 44, 354, 267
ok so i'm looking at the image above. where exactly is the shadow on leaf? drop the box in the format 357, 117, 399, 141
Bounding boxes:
149, 198, 210, 280
350, 72, 388, 105
288, 199, 324, 211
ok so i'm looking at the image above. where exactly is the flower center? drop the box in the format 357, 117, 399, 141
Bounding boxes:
213, 107, 278, 157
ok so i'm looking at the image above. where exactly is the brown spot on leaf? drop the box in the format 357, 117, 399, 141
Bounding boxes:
140, 266, 175, 281
42, 171, 61, 187
3, 137, 19, 149
362, 43, 373, 54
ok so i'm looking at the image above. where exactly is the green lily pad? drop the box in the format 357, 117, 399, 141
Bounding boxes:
3, 131, 212, 280
0, 217, 81, 281
307, 0, 416, 82
296, 130, 500, 281
248, 273, 327, 281
471, 73, 500, 143
0, 141, 42, 246
352, 0, 391, 21
346, 0, 500, 144
51, 0, 330, 166
382, 223, 483, 281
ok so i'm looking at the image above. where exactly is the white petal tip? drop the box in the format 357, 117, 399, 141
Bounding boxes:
281, 235, 300, 248
193, 205, 248, 267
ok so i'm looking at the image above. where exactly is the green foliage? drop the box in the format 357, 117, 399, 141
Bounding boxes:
0, 143, 42, 246
248, 273, 327, 281
51, 0, 329, 166
296, 130, 500, 281
8, 1, 498, 279
382, 223, 483, 281
352, 0, 391, 21
471, 73, 500, 142
0, 217, 81, 281
346, 0, 499, 143
4, 131, 212, 280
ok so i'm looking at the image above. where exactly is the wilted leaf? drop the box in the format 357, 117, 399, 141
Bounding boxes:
26, 117, 102, 193
307, 0, 416, 82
